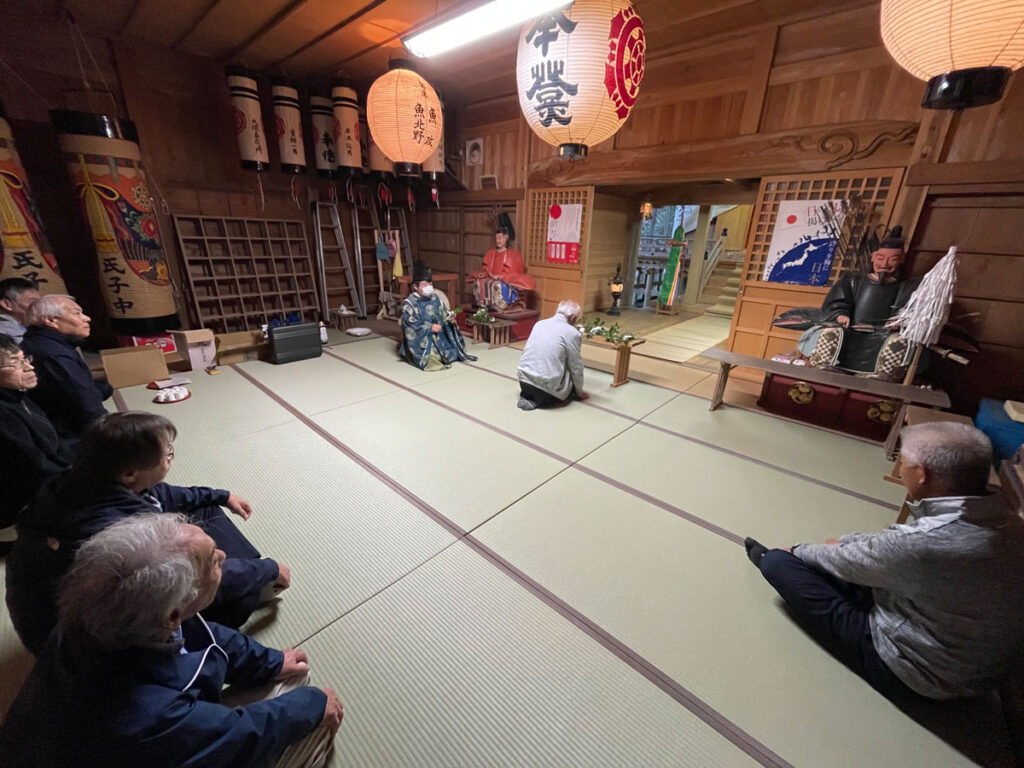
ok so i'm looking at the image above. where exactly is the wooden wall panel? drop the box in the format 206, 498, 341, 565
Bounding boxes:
908, 192, 1024, 412
582, 194, 634, 314
943, 76, 1024, 164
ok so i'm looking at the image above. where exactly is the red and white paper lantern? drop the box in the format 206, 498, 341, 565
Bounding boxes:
516, 0, 645, 158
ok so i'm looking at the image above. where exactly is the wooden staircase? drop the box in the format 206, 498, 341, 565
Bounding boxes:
700, 258, 743, 317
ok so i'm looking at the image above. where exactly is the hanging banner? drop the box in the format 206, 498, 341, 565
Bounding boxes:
0, 107, 67, 292
763, 199, 846, 286
545, 202, 582, 264
52, 110, 178, 332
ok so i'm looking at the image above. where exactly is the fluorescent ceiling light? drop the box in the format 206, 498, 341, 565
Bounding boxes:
404, 0, 572, 58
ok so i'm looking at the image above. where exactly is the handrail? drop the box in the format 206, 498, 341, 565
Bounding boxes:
699, 234, 727, 298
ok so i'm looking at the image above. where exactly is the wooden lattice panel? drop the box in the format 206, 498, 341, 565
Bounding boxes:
525, 187, 592, 267
743, 169, 905, 285
175, 216, 319, 334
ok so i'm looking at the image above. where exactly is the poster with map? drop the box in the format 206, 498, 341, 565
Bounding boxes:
763, 200, 846, 286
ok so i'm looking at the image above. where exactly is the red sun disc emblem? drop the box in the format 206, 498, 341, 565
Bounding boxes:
787, 215, 798, 224
604, 8, 646, 119
232, 107, 247, 134
549, 204, 562, 219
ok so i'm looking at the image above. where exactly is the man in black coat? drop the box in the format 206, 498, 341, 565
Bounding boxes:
0, 333, 73, 530
19, 295, 112, 439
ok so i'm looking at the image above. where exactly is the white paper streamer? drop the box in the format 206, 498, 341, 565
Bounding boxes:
895, 245, 959, 346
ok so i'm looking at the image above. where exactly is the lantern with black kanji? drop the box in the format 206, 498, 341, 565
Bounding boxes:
331, 81, 362, 176
225, 66, 269, 170
309, 94, 338, 178
516, 0, 645, 158
271, 78, 305, 174
366, 59, 443, 177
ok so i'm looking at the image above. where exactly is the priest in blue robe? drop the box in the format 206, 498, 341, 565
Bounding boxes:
399, 261, 476, 370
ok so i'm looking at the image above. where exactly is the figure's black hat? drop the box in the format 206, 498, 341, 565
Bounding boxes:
496, 211, 515, 241
413, 260, 432, 283
879, 225, 905, 251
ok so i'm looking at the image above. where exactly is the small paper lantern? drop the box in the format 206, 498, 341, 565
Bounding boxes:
880, 0, 1024, 109
271, 78, 305, 174
517, 0, 645, 158
225, 66, 269, 170
366, 59, 443, 176
309, 94, 338, 178
331, 81, 362, 176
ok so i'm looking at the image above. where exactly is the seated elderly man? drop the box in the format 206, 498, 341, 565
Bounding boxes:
0, 333, 73, 530
0, 513, 343, 768
6, 411, 289, 654
20, 294, 112, 439
516, 300, 589, 411
0, 277, 41, 343
744, 422, 1024, 702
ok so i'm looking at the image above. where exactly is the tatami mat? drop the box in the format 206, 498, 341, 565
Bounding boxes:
312, 389, 567, 531
580, 425, 899, 544
117, 365, 296, 441
164, 419, 456, 651
642, 394, 906, 505
473, 471, 975, 768
635, 315, 733, 364
328, 336, 473, 388
302, 542, 763, 768
236, 354, 396, 415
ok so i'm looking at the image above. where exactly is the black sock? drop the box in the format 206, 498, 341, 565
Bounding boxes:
744, 536, 768, 567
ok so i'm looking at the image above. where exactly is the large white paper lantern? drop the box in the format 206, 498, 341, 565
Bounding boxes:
366, 60, 442, 176
516, 0, 645, 158
881, 0, 1024, 109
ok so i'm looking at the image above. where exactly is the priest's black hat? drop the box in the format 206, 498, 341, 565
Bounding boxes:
496, 211, 515, 241
879, 225, 905, 250
413, 260, 432, 283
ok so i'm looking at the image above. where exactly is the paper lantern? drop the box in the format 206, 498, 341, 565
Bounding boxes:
881, 0, 1024, 109
309, 94, 338, 178
366, 124, 395, 178
331, 81, 362, 176
225, 66, 269, 170
366, 59, 443, 176
51, 109, 179, 335
422, 91, 446, 181
516, 0, 645, 158
0, 100, 68, 293
271, 78, 305, 173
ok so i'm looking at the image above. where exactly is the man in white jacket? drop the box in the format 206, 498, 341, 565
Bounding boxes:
516, 300, 589, 411
745, 422, 1024, 701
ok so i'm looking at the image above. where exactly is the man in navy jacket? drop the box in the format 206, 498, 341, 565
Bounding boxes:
20, 294, 112, 439
0, 513, 343, 767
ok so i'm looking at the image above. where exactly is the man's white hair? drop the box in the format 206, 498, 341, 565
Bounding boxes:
60, 513, 200, 649
555, 300, 581, 322
24, 295, 75, 326
900, 422, 993, 495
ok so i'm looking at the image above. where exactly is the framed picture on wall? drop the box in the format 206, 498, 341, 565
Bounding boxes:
466, 138, 483, 166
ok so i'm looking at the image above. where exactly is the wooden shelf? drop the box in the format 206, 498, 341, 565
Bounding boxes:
175, 214, 319, 334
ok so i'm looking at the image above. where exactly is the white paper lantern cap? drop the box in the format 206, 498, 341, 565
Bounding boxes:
366, 59, 443, 177
881, 0, 1024, 110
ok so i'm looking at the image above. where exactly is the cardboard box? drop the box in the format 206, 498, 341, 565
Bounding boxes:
170, 329, 216, 372
101, 346, 169, 389
115, 333, 178, 354
215, 330, 267, 365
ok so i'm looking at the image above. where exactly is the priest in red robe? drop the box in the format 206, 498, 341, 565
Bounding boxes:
469, 212, 535, 311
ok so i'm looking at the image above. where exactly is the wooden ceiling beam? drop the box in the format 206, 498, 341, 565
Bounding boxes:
269, 0, 388, 69
529, 120, 918, 187
170, 0, 225, 50
117, 0, 145, 35
227, 0, 309, 62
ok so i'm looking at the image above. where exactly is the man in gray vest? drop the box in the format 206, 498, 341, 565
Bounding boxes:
744, 422, 1024, 702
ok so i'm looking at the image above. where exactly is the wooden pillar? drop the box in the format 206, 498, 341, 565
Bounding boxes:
682, 204, 712, 305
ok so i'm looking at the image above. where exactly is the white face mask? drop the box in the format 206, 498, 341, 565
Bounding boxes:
420, 284, 434, 296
